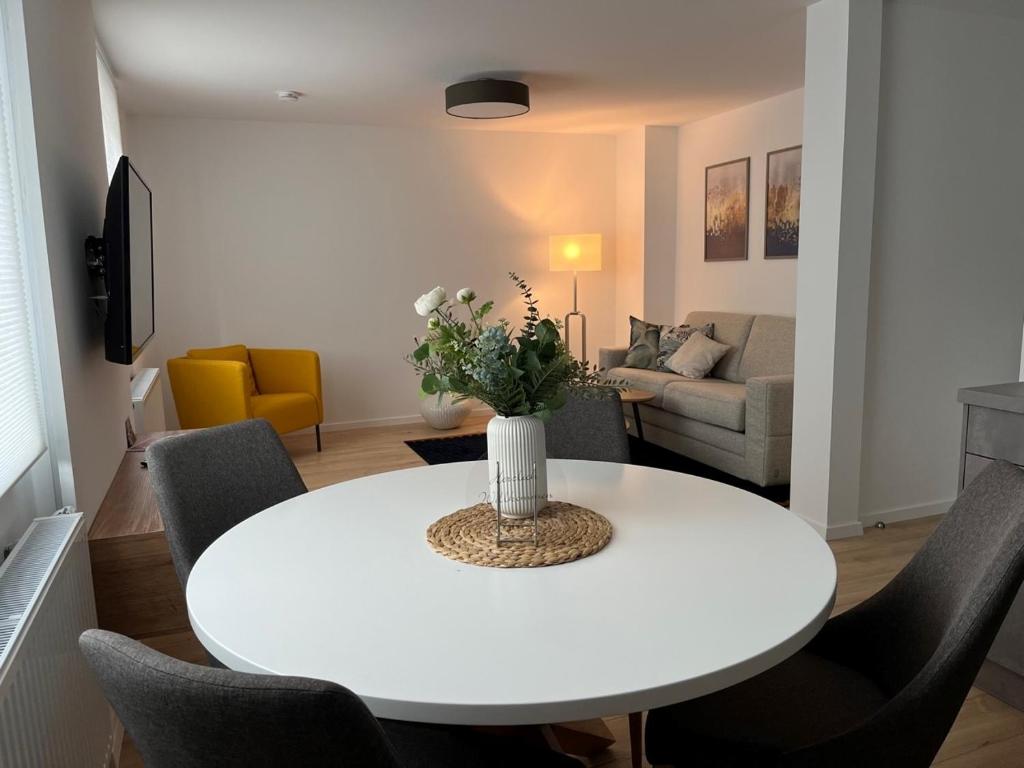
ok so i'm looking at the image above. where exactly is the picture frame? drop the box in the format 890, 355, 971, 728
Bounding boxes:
704, 157, 750, 262
765, 145, 802, 259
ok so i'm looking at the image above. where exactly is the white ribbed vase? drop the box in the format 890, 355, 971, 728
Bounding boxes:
487, 415, 548, 518
419, 393, 471, 430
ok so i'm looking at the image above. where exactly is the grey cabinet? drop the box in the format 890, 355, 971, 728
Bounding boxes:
958, 382, 1024, 710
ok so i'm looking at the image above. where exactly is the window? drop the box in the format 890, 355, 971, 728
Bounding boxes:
0, 20, 45, 498
96, 47, 122, 181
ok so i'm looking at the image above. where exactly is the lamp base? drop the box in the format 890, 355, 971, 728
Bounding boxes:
564, 311, 587, 364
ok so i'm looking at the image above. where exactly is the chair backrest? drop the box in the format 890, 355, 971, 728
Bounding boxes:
546, 391, 630, 463
79, 629, 402, 768
795, 461, 1024, 766
147, 419, 307, 590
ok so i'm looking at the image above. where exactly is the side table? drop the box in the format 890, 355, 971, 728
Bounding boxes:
619, 389, 656, 442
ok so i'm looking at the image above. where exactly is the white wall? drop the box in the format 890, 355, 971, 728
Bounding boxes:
20, 0, 130, 525
675, 89, 803, 319
858, 0, 1024, 524
127, 118, 618, 429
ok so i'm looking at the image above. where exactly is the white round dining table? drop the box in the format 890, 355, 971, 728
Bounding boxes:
187, 459, 836, 725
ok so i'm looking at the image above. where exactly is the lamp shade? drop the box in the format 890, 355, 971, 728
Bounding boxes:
549, 234, 602, 272
446, 79, 529, 119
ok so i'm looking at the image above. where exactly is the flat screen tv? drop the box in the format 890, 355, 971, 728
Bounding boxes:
86, 156, 154, 364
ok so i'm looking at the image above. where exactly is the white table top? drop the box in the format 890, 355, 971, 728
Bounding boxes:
187, 460, 836, 725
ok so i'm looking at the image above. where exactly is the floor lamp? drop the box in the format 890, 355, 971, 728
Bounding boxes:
549, 234, 602, 363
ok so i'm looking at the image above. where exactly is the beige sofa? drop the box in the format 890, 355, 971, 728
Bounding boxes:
599, 311, 794, 487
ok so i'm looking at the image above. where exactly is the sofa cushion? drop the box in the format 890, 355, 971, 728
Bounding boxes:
737, 315, 796, 382
607, 367, 686, 408
663, 380, 747, 432
665, 333, 732, 380
624, 316, 660, 369
683, 312, 756, 383
657, 322, 714, 371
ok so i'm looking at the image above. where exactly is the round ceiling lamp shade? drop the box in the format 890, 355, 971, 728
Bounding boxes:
445, 79, 529, 119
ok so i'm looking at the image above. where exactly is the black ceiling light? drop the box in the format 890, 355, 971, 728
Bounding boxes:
445, 79, 530, 119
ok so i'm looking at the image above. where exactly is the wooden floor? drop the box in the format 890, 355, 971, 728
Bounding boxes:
122, 415, 1024, 767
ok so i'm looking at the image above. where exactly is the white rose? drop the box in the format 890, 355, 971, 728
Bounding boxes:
414, 286, 447, 316
456, 287, 476, 304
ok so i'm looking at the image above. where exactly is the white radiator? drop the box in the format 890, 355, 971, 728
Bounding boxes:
0, 513, 113, 767
130, 367, 166, 435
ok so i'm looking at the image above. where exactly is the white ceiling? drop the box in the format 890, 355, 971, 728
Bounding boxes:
93, 0, 812, 134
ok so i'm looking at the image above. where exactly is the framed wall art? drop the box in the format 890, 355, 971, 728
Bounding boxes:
765, 145, 802, 259
705, 157, 750, 262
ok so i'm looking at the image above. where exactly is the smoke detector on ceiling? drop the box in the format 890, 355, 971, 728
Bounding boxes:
276, 90, 303, 102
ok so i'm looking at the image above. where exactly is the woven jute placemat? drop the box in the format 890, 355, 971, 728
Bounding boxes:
426, 501, 612, 568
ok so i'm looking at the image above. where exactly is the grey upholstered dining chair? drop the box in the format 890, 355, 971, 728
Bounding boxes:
644, 460, 1024, 768
546, 391, 631, 463
147, 418, 307, 591
80, 630, 582, 768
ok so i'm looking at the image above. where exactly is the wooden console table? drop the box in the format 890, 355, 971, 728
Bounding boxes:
88, 432, 189, 640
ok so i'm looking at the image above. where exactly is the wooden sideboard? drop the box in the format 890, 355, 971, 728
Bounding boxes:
957, 383, 1024, 710
88, 432, 189, 640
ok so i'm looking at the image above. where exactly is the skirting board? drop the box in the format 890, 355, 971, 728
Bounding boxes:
303, 407, 494, 434
826, 520, 865, 541
795, 499, 951, 541
975, 659, 1024, 712
860, 498, 952, 528
789, 511, 863, 541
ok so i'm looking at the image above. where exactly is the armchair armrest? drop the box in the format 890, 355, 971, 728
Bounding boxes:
248, 348, 323, 421
598, 347, 629, 371
745, 374, 794, 438
167, 358, 252, 429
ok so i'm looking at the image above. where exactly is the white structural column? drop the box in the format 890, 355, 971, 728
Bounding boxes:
614, 125, 679, 341
642, 126, 678, 323
790, 0, 882, 539
614, 127, 646, 343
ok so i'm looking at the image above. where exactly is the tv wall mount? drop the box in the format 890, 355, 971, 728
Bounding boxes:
84, 234, 109, 309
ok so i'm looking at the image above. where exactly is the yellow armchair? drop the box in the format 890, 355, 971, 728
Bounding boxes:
167, 344, 324, 451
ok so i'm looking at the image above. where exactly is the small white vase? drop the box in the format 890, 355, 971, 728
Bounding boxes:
487, 415, 548, 518
419, 393, 471, 430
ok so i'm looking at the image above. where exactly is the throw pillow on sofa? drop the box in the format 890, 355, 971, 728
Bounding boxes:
657, 322, 714, 372
666, 333, 731, 379
624, 316, 661, 369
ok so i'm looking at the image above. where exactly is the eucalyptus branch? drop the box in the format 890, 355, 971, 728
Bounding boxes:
408, 275, 614, 418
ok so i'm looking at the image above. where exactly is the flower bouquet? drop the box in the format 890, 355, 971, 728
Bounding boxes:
408, 273, 613, 516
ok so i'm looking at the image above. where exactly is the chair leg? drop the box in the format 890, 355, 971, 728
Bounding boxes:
315, 424, 322, 452
628, 711, 643, 768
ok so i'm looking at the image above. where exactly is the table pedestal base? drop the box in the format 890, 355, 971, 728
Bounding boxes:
475, 718, 615, 757
628, 711, 643, 768
542, 718, 616, 756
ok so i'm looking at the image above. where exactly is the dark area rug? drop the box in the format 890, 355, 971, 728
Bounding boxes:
405, 433, 790, 504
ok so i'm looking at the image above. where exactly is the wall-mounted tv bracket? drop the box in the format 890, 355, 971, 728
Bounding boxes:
84, 235, 109, 314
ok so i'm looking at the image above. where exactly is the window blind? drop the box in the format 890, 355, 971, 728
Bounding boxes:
0, 26, 45, 498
